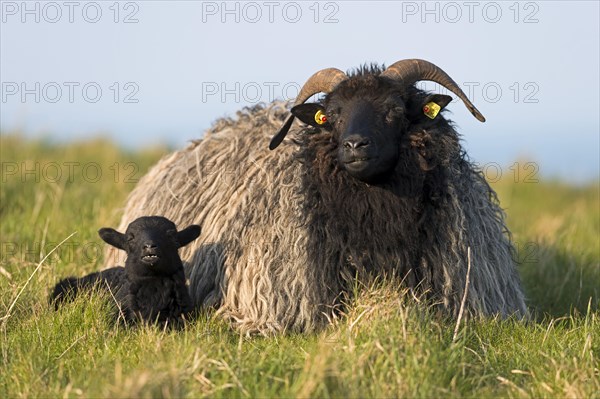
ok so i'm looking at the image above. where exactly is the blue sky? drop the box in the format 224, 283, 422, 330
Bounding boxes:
1, 1, 599, 182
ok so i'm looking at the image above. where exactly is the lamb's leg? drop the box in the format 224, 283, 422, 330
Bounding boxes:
50, 271, 103, 309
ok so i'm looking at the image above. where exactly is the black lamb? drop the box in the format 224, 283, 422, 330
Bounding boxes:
51, 216, 201, 327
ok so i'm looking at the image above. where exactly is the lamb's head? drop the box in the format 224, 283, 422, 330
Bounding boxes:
271, 59, 486, 183
98, 216, 201, 276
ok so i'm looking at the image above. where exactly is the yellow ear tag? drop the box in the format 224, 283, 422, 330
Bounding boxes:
314, 109, 327, 125
423, 102, 441, 119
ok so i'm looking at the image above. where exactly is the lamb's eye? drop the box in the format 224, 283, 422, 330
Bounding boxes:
127, 233, 135, 242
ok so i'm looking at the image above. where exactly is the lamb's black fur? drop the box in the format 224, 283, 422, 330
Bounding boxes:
51, 216, 201, 327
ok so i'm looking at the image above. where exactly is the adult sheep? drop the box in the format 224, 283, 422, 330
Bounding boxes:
106, 59, 527, 333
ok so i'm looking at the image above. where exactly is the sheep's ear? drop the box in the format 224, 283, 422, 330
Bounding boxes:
291, 103, 332, 130
98, 228, 126, 250
176, 225, 201, 248
270, 115, 295, 150
409, 94, 453, 122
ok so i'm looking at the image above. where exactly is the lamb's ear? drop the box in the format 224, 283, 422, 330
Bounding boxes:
291, 103, 332, 130
176, 225, 201, 248
98, 228, 126, 250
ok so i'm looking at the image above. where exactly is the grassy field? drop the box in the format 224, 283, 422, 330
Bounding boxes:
1, 134, 598, 398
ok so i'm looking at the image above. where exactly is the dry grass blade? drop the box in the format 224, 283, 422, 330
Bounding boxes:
1, 231, 77, 326
0, 266, 12, 280
56, 334, 87, 359
453, 246, 472, 343
104, 280, 127, 325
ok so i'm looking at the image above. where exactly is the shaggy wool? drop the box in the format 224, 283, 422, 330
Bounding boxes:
105, 101, 527, 333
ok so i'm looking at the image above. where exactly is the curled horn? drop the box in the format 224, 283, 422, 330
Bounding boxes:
270, 68, 348, 150
381, 59, 486, 122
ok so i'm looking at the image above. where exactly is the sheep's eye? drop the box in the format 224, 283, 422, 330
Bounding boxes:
127, 233, 135, 242
386, 107, 403, 124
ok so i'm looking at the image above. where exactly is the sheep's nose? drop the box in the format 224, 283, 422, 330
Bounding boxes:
343, 136, 370, 149
143, 243, 157, 250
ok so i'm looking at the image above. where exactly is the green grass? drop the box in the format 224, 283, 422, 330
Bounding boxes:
1, 133, 598, 398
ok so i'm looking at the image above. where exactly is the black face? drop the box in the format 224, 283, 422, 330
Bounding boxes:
99, 216, 201, 276
292, 80, 409, 183
125, 220, 179, 271
290, 76, 454, 183
329, 97, 405, 182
